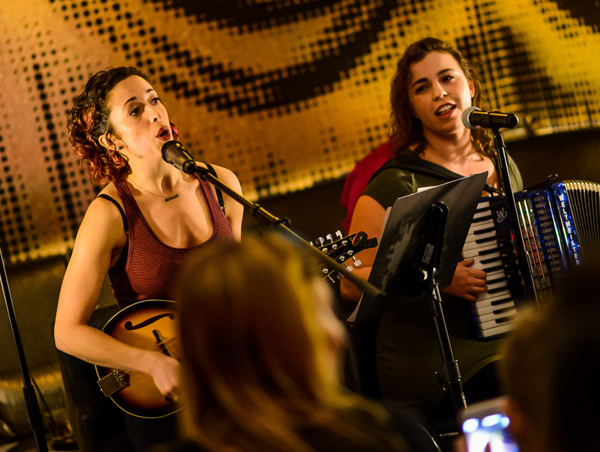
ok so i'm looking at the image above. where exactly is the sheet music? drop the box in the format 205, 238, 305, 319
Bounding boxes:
346, 172, 488, 325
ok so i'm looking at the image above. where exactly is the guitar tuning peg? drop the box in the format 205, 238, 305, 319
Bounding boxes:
352, 256, 361, 267
316, 237, 325, 247
335, 230, 343, 239
325, 233, 339, 249
309, 241, 314, 247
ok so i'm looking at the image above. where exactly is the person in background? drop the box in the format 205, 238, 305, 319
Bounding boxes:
166, 235, 439, 452
54, 66, 243, 450
339, 37, 523, 427
340, 139, 394, 233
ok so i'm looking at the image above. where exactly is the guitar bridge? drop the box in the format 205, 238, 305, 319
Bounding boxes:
97, 370, 129, 397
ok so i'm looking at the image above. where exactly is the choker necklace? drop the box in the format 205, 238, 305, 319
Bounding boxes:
128, 177, 181, 202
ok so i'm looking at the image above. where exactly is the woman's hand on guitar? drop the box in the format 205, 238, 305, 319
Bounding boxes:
443, 259, 487, 302
149, 353, 182, 399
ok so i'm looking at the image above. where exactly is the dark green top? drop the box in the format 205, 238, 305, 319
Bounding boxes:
362, 148, 523, 416
364, 149, 523, 209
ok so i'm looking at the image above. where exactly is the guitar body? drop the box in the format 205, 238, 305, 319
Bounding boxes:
95, 299, 182, 419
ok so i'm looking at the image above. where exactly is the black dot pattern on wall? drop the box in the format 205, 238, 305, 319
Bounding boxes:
55, 0, 409, 115
1, 0, 600, 262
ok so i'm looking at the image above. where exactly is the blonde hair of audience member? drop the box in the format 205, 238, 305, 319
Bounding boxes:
172, 236, 408, 452
499, 263, 600, 452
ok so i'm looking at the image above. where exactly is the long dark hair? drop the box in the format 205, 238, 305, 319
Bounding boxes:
390, 37, 494, 158
67, 66, 149, 183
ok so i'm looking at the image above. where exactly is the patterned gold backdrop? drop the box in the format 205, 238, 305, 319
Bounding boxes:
0, 0, 599, 263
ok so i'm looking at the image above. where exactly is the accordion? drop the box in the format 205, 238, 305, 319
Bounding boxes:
464, 180, 600, 340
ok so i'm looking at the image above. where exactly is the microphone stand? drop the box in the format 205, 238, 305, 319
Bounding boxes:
190, 166, 383, 301
0, 248, 49, 452
413, 203, 467, 418
492, 128, 538, 303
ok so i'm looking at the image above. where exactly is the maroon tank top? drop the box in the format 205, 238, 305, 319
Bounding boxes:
108, 177, 234, 307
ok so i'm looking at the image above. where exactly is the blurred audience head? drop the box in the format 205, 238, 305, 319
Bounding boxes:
172, 234, 403, 452
499, 260, 600, 452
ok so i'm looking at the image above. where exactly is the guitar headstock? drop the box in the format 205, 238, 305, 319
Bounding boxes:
311, 231, 377, 283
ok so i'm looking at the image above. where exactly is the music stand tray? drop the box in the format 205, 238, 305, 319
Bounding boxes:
348, 172, 488, 325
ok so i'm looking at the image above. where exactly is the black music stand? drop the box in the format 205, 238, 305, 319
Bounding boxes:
348, 172, 488, 416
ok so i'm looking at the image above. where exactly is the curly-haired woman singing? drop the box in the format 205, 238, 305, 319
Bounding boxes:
54, 67, 243, 450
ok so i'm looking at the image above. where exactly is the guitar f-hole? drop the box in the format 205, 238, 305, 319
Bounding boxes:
124, 313, 175, 330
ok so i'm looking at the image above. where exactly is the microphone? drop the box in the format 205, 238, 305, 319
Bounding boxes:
161, 140, 198, 174
461, 106, 519, 130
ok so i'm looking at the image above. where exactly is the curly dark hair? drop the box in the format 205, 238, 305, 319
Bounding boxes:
390, 37, 494, 159
67, 66, 150, 184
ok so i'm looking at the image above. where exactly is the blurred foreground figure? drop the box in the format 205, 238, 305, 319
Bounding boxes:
499, 261, 600, 452
168, 235, 434, 452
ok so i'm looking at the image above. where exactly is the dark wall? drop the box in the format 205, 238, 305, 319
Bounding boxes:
243, 179, 348, 242
509, 129, 600, 186
1, 256, 67, 375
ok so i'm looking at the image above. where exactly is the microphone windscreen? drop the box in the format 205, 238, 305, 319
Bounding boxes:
161, 140, 183, 161
161, 140, 198, 174
461, 106, 481, 130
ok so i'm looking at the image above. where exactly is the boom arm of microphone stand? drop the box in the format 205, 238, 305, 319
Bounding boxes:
191, 165, 384, 300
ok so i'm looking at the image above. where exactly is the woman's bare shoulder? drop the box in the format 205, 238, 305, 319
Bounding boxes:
195, 162, 242, 191
80, 182, 127, 242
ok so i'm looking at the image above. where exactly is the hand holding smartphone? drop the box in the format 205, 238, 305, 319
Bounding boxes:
458, 396, 519, 452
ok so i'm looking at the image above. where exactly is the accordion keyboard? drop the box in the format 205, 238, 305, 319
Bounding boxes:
464, 199, 523, 339
464, 180, 596, 340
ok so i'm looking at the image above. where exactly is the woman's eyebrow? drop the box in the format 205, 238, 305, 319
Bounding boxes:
411, 69, 454, 88
122, 89, 156, 109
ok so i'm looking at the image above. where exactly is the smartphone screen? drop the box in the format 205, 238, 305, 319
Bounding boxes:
459, 397, 519, 452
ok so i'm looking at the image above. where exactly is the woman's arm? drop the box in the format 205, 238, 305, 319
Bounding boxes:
54, 197, 180, 395
340, 193, 487, 303
339, 195, 387, 303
